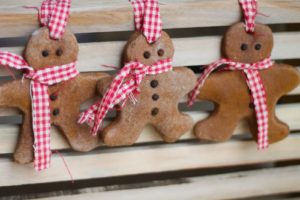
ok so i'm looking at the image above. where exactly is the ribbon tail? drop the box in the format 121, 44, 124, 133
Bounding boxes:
244, 69, 269, 150
31, 82, 52, 171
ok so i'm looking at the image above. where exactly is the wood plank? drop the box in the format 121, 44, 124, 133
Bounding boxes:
0, 102, 299, 154
1, 32, 300, 72
0, 0, 300, 38
0, 134, 299, 187
37, 165, 300, 200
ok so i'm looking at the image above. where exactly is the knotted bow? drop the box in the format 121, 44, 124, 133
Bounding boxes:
188, 57, 274, 150
239, 0, 258, 32
39, 0, 71, 39
130, 0, 162, 43
0, 51, 79, 171
79, 58, 173, 135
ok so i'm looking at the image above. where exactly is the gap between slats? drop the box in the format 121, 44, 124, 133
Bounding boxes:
0, 0, 299, 38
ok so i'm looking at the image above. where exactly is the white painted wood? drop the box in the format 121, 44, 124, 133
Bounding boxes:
0, 0, 299, 38
0, 134, 299, 187
0, 102, 299, 154
37, 165, 300, 200
1, 32, 300, 72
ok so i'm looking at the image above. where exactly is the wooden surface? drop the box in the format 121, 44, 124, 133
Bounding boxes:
0, 0, 299, 38
0, 0, 299, 199
37, 166, 300, 200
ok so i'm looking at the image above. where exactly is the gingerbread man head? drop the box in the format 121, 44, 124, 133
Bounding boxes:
25, 28, 78, 70
123, 31, 174, 66
223, 22, 273, 63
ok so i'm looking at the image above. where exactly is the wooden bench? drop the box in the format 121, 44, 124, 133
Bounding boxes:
0, 0, 300, 199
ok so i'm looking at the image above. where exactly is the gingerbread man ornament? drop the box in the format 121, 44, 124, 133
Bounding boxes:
79, 0, 196, 146
0, 0, 108, 170
188, 0, 300, 148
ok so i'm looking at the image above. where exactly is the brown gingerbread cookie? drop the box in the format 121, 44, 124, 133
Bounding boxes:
98, 31, 197, 146
193, 22, 300, 144
0, 27, 109, 164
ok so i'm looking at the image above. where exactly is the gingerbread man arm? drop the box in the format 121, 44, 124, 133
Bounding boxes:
75, 73, 111, 102
97, 76, 113, 97
172, 67, 197, 96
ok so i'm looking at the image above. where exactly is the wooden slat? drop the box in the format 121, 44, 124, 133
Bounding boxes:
0, 134, 299, 187
2, 32, 300, 72
0, 0, 300, 38
37, 165, 300, 200
0, 102, 299, 154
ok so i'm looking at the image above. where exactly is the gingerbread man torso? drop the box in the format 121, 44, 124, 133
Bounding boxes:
195, 63, 300, 143
101, 68, 196, 146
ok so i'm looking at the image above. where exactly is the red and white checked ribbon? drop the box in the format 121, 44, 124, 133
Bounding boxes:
0, 51, 79, 171
239, 0, 258, 32
130, 0, 162, 43
39, 0, 71, 39
79, 58, 173, 135
188, 57, 274, 150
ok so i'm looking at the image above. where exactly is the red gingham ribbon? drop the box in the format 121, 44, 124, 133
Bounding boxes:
39, 0, 71, 39
0, 51, 79, 171
130, 0, 163, 43
79, 58, 173, 135
188, 57, 274, 150
239, 0, 258, 32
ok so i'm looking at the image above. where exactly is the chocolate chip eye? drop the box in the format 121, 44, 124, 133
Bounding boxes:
56, 48, 63, 56
158, 49, 164, 57
255, 43, 262, 51
143, 51, 151, 59
241, 43, 248, 51
42, 50, 49, 57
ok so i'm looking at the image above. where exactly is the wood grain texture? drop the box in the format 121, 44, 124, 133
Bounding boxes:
0, 0, 300, 38
37, 165, 300, 200
0, 134, 299, 187
1, 32, 300, 72
0, 102, 299, 154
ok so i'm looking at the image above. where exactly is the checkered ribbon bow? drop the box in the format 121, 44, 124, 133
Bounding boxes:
79, 58, 173, 135
188, 57, 274, 150
239, 0, 258, 32
39, 0, 71, 39
130, 0, 163, 43
0, 51, 79, 171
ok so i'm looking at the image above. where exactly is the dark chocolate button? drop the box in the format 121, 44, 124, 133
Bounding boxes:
255, 43, 262, 51
42, 50, 49, 57
144, 51, 151, 59
50, 94, 57, 101
53, 108, 60, 116
152, 94, 159, 101
249, 103, 255, 109
150, 80, 159, 88
56, 48, 63, 56
241, 43, 248, 51
151, 108, 159, 116
158, 49, 164, 57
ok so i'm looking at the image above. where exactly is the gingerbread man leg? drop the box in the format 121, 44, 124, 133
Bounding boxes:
194, 105, 243, 141
102, 111, 147, 147
13, 111, 34, 164
0, 80, 33, 163
154, 112, 193, 143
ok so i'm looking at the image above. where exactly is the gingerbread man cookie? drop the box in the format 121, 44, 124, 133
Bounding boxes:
188, 1, 300, 148
79, 0, 196, 146
0, 0, 109, 170
99, 31, 196, 146
194, 23, 300, 144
